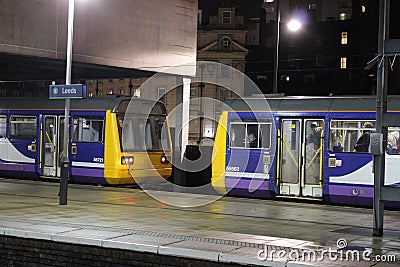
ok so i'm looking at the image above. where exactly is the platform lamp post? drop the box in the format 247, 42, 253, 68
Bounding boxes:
59, 0, 76, 205
198, 64, 205, 144
271, 1, 302, 94
272, 0, 280, 94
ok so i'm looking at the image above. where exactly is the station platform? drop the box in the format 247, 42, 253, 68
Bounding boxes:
0, 178, 399, 266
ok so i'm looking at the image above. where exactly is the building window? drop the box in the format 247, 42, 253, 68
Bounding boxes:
222, 11, 231, 24
362, 6, 366, 13
0, 90, 5, 97
308, 4, 317, 10
198, 10, 202, 26
158, 87, 166, 103
340, 57, 347, 69
265, 7, 274, 14
190, 87, 198, 98
188, 118, 198, 134
220, 36, 232, 49
219, 88, 231, 101
23, 91, 32, 97
220, 65, 231, 78
341, 32, 348, 45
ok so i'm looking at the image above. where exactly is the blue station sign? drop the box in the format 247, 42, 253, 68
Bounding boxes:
49, 84, 87, 99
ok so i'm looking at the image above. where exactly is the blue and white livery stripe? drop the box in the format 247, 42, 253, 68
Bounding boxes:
226, 171, 269, 180
71, 161, 104, 168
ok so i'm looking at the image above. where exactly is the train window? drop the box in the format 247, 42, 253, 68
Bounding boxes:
156, 118, 170, 151
133, 118, 153, 151
387, 127, 400, 155
230, 123, 246, 148
0, 116, 6, 138
10, 116, 37, 140
329, 120, 375, 153
119, 114, 170, 152
246, 124, 259, 148
121, 118, 135, 150
73, 117, 104, 142
229, 122, 272, 149
145, 120, 153, 149
260, 123, 272, 149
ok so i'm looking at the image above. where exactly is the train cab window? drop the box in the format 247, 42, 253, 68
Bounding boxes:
73, 117, 104, 142
144, 120, 153, 149
10, 116, 37, 140
132, 118, 149, 151
229, 121, 272, 149
127, 117, 153, 151
119, 113, 170, 152
0, 116, 6, 138
329, 120, 375, 153
121, 118, 135, 150
156, 118, 170, 151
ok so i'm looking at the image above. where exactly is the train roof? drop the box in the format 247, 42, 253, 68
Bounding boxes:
223, 95, 400, 112
0, 95, 166, 114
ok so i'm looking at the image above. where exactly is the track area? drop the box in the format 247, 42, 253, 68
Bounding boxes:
0, 178, 399, 266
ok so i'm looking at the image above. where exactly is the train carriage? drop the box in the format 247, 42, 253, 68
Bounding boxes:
0, 96, 172, 185
212, 96, 400, 206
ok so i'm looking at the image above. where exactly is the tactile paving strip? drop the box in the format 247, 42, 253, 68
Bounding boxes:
0, 217, 301, 249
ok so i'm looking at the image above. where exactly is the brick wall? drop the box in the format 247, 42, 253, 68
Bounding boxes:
0, 236, 245, 267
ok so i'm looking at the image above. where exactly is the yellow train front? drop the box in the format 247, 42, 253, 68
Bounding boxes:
0, 96, 172, 185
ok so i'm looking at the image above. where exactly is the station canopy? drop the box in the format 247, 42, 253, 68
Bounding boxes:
0, 0, 197, 81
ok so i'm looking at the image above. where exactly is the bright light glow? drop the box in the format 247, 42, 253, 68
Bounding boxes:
287, 19, 302, 32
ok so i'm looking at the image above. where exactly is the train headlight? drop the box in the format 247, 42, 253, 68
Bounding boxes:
121, 156, 134, 165
161, 154, 169, 164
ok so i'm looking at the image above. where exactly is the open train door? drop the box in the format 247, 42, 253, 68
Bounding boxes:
41, 115, 64, 178
278, 118, 323, 198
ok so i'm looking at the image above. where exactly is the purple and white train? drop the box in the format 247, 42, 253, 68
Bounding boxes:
212, 96, 400, 206
0, 96, 172, 185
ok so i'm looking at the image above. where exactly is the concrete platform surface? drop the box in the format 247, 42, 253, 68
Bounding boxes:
0, 178, 399, 266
